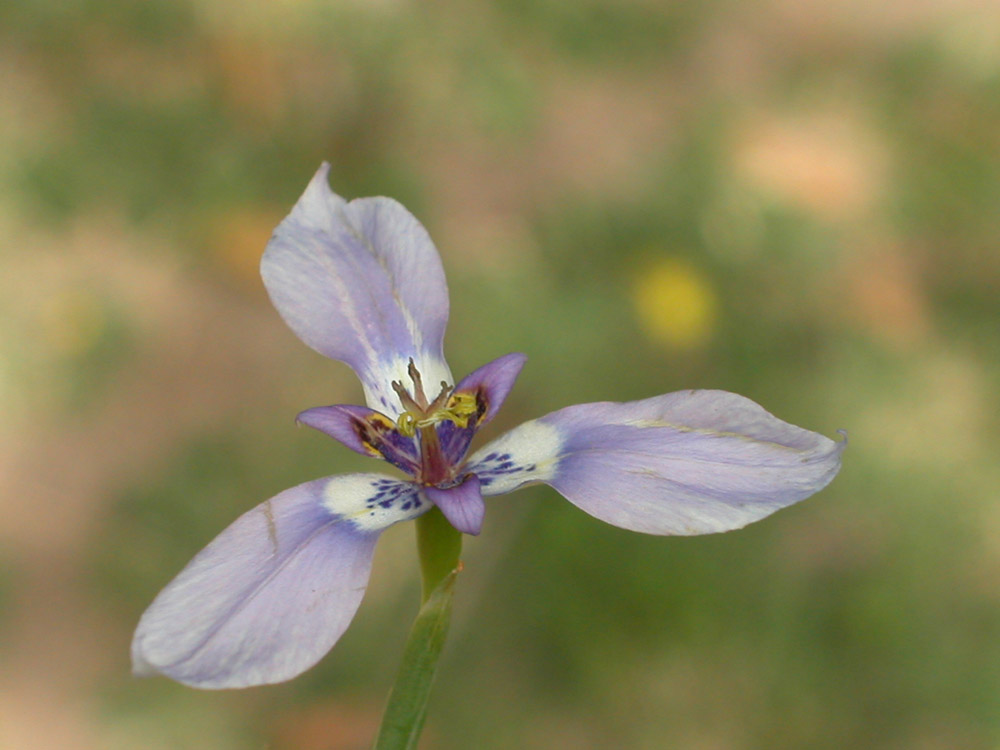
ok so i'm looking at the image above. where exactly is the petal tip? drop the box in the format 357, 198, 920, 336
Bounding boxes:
312, 161, 332, 185
129, 647, 157, 679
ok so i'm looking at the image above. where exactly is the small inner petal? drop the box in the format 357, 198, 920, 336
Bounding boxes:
424, 475, 485, 535
349, 413, 421, 474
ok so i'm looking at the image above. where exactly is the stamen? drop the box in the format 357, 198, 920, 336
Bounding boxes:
397, 412, 418, 437
394, 391, 480, 436
444, 392, 479, 428
391, 361, 480, 439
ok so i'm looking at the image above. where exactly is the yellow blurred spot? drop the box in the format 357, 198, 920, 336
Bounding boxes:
37, 288, 108, 357
632, 258, 716, 350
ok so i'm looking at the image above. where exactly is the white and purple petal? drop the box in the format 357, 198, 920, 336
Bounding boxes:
466, 390, 844, 535
437, 352, 528, 465
131, 474, 429, 689
261, 164, 452, 417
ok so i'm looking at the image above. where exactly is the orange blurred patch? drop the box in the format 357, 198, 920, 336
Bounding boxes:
733, 109, 886, 222
841, 243, 931, 348
208, 208, 285, 290
270, 700, 382, 750
208, 34, 286, 126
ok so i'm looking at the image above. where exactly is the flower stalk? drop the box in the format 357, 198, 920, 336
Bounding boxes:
415, 507, 463, 603
373, 509, 462, 749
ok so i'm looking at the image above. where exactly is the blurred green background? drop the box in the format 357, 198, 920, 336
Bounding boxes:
2, 0, 1000, 748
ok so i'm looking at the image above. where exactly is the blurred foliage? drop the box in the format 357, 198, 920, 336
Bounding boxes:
3, 0, 1000, 749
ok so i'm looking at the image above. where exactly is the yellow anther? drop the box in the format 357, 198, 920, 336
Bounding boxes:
396, 413, 418, 437
447, 392, 478, 416
394, 392, 481, 436
436, 392, 476, 428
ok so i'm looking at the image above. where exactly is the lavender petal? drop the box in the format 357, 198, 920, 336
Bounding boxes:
466, 390, 844, 535
131, 474, 429, 688
261, 164, 452, 417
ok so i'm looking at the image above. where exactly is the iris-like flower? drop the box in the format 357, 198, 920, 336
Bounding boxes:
132, 164, 844, 689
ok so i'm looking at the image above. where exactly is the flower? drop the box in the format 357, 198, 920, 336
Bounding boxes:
131, 164, 844, 689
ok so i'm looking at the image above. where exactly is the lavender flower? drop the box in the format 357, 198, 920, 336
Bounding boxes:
131, 164, 844, 689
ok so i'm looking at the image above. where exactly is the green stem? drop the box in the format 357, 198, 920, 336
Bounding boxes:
373, 509, 462, 750
416, 506, 463, 602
